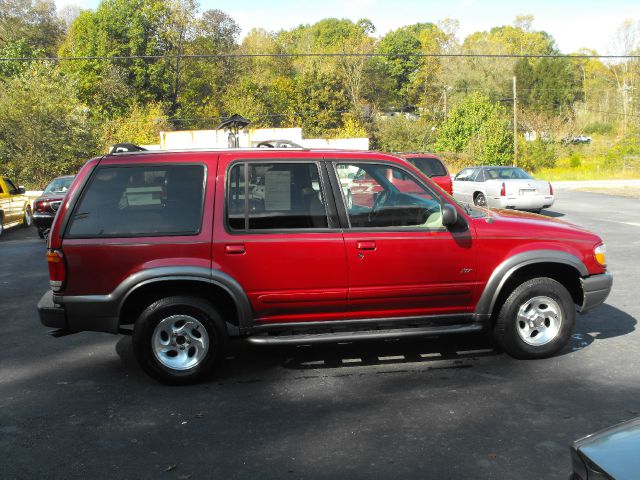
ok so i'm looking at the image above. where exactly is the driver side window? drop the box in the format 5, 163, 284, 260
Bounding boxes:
339, 162, 443, 229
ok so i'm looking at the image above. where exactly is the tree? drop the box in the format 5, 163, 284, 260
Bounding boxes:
0, 65, 99, 188
0, 0, 64, 55
435, 92, 513, 165
59, 0, 174, 110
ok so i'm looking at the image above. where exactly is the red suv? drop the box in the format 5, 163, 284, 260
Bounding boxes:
399, 153, 453, 194
38, 147, 612, 384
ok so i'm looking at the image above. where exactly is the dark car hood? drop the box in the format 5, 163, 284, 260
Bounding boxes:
35, 193, 66, 202
574, 417, 640, 479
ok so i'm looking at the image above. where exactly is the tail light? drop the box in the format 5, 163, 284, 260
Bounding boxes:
34, 200, 49, 213
500, 182, 506, 196
47, 250, 66, 292
549, 182, 554, 195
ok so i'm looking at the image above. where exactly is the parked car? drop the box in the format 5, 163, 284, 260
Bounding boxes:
399, 153, 453, 194
0, 177, 32, 237
570, 417, 640, 479
563, 135, 592, 145
32, 175, 75, 239
38, 147, 611, 384
452, 166, 554, 213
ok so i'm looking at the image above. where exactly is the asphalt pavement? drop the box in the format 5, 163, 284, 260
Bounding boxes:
1, 189, 638, 479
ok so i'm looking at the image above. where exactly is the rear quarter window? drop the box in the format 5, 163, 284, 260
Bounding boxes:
407, 157, 447, 177
66, 164, 205, 238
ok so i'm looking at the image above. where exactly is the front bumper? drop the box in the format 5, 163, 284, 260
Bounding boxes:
37, 290, 67, 329
579, 272, 613, 313
32, 212, 55, 229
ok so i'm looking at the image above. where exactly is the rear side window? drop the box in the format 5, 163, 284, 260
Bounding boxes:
67, 164, 205, 238
227, 162, 329, 231
407, 157, 447, 177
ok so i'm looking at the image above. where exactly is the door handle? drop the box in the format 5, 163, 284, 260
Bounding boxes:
356, 241, 376, 251
225, 243, 245, 254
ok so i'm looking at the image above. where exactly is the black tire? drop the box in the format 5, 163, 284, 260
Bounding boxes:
132, 296, 227, 385
37, 227, 46, 239
474, 192, 487, 207
493, 277, 575, 359
23, 205, 33, 227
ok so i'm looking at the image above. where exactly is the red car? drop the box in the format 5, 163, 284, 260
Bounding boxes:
38, 147, 611, 384
32, 175, 75, 239
399, 153, 453, 194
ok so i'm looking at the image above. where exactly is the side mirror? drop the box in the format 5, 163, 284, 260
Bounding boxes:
442, 203, 458, 227
17, 186, 26, 194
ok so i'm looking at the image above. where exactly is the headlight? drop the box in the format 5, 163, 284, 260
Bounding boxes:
594, 243, 607, 267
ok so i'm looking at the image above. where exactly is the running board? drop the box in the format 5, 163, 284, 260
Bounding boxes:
246, 323, 484, 346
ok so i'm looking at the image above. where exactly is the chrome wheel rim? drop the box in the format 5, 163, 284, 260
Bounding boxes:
24, 207, 32, 226
516, 296, 562, 346
152, 315, 209, 370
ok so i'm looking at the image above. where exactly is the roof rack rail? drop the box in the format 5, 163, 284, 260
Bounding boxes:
109, 143, 147, 154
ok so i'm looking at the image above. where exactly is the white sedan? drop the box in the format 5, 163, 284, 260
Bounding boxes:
452, 166, 554, 212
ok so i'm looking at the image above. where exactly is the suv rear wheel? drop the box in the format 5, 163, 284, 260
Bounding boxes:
493, 277, 575, 359
132, 296, 227, 385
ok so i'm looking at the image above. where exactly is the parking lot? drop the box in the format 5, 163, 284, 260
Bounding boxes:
0, 188, 638, 479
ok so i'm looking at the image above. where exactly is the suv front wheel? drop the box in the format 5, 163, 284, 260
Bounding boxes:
493, 277, 575, 359
132, 296, 227, 385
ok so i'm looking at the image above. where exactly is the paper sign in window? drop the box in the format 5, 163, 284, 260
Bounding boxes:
264, 170, 291, 211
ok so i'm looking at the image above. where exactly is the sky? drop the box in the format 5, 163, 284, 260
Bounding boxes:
55, 0, 639, 54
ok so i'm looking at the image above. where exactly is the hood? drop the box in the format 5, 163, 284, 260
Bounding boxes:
471, 207, 600, 243
573, 417, 640, 480
35, 193, 66, 202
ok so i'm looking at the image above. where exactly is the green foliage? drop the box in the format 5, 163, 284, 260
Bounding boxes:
0, 0, 64, 55
521, 139, 557, 171
59, 0, 174, 108
0, 65, 99, 188
372, 115, 433, 152
435, 92, 513, 165
569, 151, 582, 168
583, 122, 614, 135
101, 102, 171, 146
515, 57, 581, 115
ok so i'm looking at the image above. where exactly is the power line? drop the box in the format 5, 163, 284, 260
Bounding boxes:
0, 52, 639, 62
583, 108, 640, 118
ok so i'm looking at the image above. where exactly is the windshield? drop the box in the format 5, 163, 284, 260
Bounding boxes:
484, 167, 532, 180
43, 177, 73, 195
407, 157, 448, 177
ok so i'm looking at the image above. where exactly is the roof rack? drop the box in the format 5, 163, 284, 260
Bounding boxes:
109, 143, 147, 154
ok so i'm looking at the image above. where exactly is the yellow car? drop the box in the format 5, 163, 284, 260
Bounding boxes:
0, 177, 32, 237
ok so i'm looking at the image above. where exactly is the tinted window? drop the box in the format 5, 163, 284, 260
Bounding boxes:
67, 164, 205, 237
227, 162, 328, 230
44, 177, 74, 195
485, 167, 532, 180
454, 169, 474, 181
341, 163, 443, 229
407, 157, 447, 177
3, 178, 17, 195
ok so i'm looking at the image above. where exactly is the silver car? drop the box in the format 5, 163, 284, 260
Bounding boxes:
452, 166, 554, 213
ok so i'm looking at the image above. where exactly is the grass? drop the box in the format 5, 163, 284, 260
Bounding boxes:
440, 133, 640, 181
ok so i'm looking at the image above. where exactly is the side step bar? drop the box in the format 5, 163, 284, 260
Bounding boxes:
246, 323, 484, 346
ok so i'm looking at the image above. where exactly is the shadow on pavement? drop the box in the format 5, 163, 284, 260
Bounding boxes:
541, 209, 565, 218
114, 303, 637, 381
564, 304, 637, 355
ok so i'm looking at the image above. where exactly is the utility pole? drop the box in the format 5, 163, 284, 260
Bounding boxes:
513, 76, 518, 167
444, 87, 448, 119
